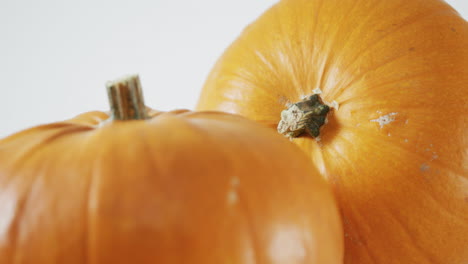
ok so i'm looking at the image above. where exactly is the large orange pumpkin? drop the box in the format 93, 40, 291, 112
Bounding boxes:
0, 76, 343, 264
197, 0, 468, 263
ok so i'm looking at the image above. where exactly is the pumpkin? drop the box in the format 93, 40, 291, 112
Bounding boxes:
0, 76, 343, 264
196, 0, 468, 263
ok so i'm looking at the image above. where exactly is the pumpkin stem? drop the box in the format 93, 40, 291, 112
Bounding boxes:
106, 75, 148, 120
277, 94, 330, 138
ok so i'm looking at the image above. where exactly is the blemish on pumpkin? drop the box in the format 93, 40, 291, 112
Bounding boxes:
409, 47, 415, 52
420, 163, 430, 172
312, 88, 323, 94
370, 112, 398, 128
404, 139, 409, 143
431, 153, 439, 161
315, 136, 324, 147
331, 100, 339, 110
278, 96, 291, 107
387, 133, 391, 137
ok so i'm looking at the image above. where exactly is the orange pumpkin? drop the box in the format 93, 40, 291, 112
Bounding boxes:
197, 0, 468, 263
0, 76, 343, 264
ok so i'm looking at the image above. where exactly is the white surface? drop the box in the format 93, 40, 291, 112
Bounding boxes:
0, 0, 466, 138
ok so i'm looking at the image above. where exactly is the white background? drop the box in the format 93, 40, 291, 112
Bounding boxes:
0, 0, 466, 138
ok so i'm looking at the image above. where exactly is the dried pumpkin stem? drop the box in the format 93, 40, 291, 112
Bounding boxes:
106, 75, 148, 120
277, 94, 330, 138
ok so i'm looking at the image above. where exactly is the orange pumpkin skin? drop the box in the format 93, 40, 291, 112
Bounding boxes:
197, 0, 468, 263
0, 109, 343, 264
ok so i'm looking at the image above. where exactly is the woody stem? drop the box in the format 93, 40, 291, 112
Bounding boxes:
106, 75, 148, 121
277, 94, 330, 138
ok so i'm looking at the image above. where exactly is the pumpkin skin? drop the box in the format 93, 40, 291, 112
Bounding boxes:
197, 0, 468, 263
0, 109, 343, 264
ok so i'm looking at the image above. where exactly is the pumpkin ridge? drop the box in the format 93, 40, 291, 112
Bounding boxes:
1, 174, 33, 263
9, 125, 91, 169
310, 0, 324, 51
337, 70, 436, 103
83, 136, 105, 264
335, 52, 422, 101
315, 0, 362, 91
340, 203, 380, 264
2, 127, 88, 263
337, 3, 450, 85
235, 187, 262, 264
383, 205, 441, 264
